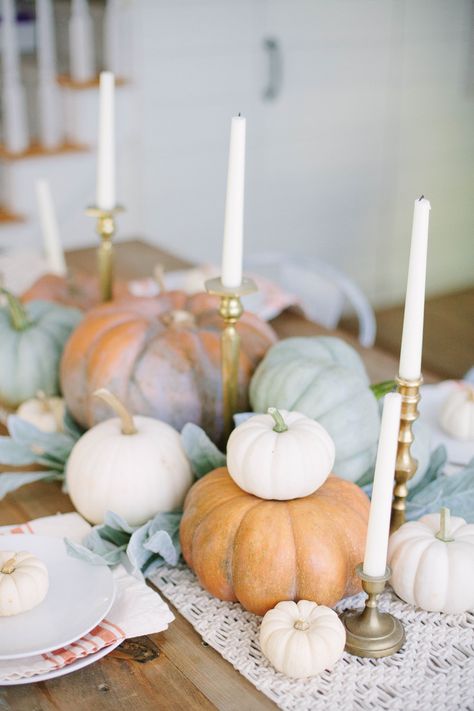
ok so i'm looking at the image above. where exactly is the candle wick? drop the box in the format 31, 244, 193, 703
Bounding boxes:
418, 194, 425, 201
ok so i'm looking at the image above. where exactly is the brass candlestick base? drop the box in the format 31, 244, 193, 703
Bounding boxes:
341, 564, 405, 658
205, 276, 258, 440
390, 375, 423, 533
86, 205, 124, 302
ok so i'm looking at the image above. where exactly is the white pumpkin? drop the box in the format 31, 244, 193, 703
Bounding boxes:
260, 600, 346, 678
388, 507, 474, 613
0, 551, 49, 616
439, 384, 474, 441
227, 408, 335, 500
17, 391, 65, 433
66, 389, 193, 526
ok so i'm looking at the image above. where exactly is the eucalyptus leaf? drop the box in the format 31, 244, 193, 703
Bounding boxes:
181, 423, 226, 478
63, 410, 85, 440
127, 512, 181, 575
406, 456, 474, 522
0, 470, 59, 499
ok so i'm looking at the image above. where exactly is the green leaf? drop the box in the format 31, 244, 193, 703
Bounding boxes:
0, 470, 59, 499
406, 455, 474, 522
0, 437, 39, 466
181, 423, 226, 478
370, 380, 396, 400
65, 539, 123, 566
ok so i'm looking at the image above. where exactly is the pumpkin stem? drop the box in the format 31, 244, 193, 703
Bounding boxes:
435, 507, 454, 543
1, 556, 17, 574
294, 619, 310, 631
267, 407, 288, 433
93, 388, 138, 435
153, 264, 166, 293
0, 288, 31, 331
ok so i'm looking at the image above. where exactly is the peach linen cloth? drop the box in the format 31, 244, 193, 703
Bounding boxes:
0, 512, 174, 682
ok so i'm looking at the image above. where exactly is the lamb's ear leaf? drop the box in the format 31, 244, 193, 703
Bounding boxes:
180, 423, 226, 479
0, 471, 58, 499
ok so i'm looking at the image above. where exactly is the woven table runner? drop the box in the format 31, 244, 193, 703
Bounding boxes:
150, 566, 474, 711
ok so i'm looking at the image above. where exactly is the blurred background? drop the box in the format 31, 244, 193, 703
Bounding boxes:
0, 0, 473, 374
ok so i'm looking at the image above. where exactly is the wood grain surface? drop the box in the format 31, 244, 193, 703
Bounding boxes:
0, 240, 435, 710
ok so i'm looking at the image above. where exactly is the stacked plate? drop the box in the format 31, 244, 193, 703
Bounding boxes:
0, 534, 116, 685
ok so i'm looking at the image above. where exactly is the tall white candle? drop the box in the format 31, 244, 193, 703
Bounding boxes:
221, 115, 246, 288
399, 196, 431, 380
363, 392, 402, 577
36, 179, 67, 276
96, 71, 115, 210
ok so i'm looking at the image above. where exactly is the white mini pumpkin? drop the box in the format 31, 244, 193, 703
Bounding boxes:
388, 507, 474, 613
439, 384, 474, 441
0, 551, 49, 616
66, 389, 193, 526
260, 600, 346, 678
17, 392, 65, 433
226, 408, 335, 500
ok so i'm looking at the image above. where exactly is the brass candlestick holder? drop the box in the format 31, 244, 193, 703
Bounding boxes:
341, 564, 405, 658
390, 375, 423, 533
86, 205, 124, 302
205, 276, 258, 440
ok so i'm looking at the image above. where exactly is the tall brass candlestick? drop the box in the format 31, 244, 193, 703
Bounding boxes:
341, 564, 405, 658
205, 276, 257, 440
390, 375, 423, 533
86, 205, 124, 302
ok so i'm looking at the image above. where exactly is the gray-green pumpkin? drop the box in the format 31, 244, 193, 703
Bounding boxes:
0, 290, 82, 408
249, 336, 381, 482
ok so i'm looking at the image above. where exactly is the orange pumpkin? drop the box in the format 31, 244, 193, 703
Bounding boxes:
180, 468, 370, 615
21, 272, 129, 312
60, 292, 277, 443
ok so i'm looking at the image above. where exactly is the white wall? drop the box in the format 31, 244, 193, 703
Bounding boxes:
131, 0, 474, 306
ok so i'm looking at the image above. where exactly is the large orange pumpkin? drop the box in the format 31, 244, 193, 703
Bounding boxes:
60, 292, 277, 443
21, 272, 129, 312
180, 468, 370, 615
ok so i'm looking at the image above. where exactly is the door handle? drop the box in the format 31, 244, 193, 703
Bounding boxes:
262, 37, 283, 101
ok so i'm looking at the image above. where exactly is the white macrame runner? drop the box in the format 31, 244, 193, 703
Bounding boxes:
150, 565, 474, 711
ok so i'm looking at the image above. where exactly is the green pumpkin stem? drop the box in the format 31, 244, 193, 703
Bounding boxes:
370, 380, 396, 400
435, 507, 454, 543
93, 388, 137, 435
267, 407, 288, 433
1, 288, 31, 331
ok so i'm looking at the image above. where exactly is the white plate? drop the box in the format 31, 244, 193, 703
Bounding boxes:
0, 639, 122, 685
0, 535, 115, 660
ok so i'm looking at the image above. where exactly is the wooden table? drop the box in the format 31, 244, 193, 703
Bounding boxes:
0, 241, 435, 711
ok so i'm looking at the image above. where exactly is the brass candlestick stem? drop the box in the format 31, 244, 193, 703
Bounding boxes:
390, 375, 423, 533
86, 205, 124, 302
205, 276, 258, 440
341, 564, 405, 658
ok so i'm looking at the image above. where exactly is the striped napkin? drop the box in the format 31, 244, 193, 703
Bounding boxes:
0, 513, 174, 682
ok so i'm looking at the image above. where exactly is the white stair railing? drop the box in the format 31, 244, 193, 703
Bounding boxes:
69, 0, 95, 83
1, 0, 29, 153
36, 0, 63, 149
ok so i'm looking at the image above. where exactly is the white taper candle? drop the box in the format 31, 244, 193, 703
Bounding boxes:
221, 115, 246, 289
363, 392, 402, 577
96, 71, 115, 210
36, 179, 67, 276
399, 196, 431, 380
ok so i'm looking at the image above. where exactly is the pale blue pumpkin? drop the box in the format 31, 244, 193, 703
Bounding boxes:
249, 337, 381, 482
0, 291, 82, 408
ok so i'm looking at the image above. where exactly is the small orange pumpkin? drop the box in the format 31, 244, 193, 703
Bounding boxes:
21, 272, 129, 312
180, 468, 369, 615
60, 292, 277, 443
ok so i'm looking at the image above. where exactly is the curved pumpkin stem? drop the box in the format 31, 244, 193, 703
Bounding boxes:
267, 407, 288, 433
1, 556, 17, 574
0, 288, 31, 331
435, 507, 454, 543
93, 388, 137, 435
